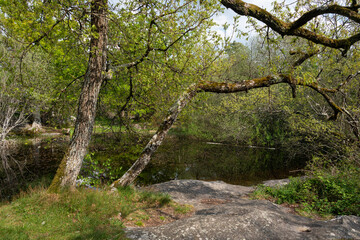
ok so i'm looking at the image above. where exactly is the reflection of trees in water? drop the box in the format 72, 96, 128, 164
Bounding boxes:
0, 140, 28, 200
141, 137, 308, 186
0, 137, 66, 201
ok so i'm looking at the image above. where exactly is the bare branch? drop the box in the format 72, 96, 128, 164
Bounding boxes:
118, 69, 134, 114
336, 71, 360, 91
292, 49, 319, 68
197, 73, 343, 121
59, 74, 86, 94
197, 76, 282, 93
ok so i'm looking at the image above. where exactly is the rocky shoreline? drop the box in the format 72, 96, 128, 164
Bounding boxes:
126, 180, 360, 240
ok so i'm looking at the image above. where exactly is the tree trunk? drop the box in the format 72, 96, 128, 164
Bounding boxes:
110, 85, 198, 188
33, 106, 41, 125
111, 73, 348, 187
48, 0, 108, 192
110, 77, 284, 188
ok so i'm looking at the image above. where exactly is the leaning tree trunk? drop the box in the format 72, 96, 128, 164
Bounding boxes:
110, 76, 282, 188
111, 74, 348, 187
110, 85, 198, 188
48, 0, 108, 192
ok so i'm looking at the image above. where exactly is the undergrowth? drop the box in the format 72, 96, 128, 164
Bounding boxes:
252, 156, 360, 218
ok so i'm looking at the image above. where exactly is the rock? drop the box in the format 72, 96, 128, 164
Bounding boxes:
262, 178, 291, 187
262, 176, 308, 188
40, 132, 62, 137
146, 180, 254, 209
22, 122, 45, 135
127, 180, 360, 240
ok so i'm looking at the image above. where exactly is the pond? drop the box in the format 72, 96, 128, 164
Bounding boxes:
0, 137, 68, 201
0, 135, 308, 201
137, 136, 307, 186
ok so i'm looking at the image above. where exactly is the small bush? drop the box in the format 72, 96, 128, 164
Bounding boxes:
252, 156, 360, 217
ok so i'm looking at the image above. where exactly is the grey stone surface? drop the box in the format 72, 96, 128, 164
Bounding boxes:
127, 180, 360, 240
262, 177, 308, 188
146, 180, 254, 209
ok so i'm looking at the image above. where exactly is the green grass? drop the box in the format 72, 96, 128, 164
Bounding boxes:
92, 125, 123, 134
0, 186, 176, 240
173, 204, 193, 214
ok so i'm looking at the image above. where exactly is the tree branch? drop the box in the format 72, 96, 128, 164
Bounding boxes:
336, 71, 360, 91
19, 15, 66, 82
289, 4, 360, 30
221, 0, 360, 52
111, 0, 360, 188
111, 71, 350, 187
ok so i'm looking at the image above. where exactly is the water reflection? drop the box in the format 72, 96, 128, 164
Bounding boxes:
0, 138, 67, 201
0, 141, 27, 199
0, 135, 308, 201
136, 137, 308, 186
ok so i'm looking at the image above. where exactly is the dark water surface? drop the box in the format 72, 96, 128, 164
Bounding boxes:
0, 135, 308, 201
0, 137, 68, 201
139, 136, 307, 186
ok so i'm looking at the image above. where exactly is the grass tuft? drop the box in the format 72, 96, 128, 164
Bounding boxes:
0, 185, 182, 239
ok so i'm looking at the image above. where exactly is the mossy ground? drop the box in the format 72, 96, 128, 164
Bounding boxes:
0, 186, 192, 240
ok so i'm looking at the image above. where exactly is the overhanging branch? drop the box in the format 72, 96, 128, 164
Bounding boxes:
111, 72, 350, 187
289, 4, 360, 30
221, 0, 360, 52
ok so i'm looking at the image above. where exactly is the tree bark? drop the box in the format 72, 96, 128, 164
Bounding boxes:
48, 0, 108, 192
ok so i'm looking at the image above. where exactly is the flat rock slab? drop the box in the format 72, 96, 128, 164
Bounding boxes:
146, 179, 254, 209
127, 180, 360, 240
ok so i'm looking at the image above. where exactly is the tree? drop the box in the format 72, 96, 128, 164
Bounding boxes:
111, 0, 360, 187
1, 0, 358, 190
98, 0, 224, 133
48, 0, 108, 191
0, 36, 56, 142
48, 0, 222, 191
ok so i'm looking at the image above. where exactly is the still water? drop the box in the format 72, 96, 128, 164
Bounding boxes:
137, 136, 306, 186
0, 137, 68, 201
0, 135, 308, 201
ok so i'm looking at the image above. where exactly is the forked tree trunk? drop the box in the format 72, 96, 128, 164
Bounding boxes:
48, 0, 108, 192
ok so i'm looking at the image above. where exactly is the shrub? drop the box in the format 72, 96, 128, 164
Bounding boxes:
252, 156, 360, 217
